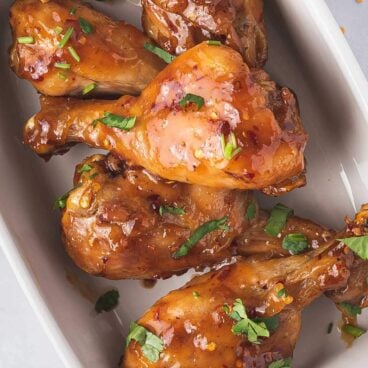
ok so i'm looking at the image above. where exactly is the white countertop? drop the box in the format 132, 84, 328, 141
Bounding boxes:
1, 1, 367, 367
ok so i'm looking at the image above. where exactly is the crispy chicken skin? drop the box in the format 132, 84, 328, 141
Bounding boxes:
61, 154, 250, 279
9, 0, 165, 96
123, 240, 350, 367
142, 0, 267, 68
24, 43, 307, 192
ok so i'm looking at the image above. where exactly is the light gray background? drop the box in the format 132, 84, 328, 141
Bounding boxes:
0, 1, 367, 367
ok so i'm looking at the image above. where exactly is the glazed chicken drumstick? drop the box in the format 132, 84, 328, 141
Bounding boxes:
9, 0, 165, 96
60, 154, 250, 279
123, 234, 354, 367
142, 0, 267, 68
61, 154, 331, 280
25, 43, 307, 192
10, 0, 267, 97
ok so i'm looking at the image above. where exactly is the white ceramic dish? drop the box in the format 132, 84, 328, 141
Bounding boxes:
1, 0, 368, 367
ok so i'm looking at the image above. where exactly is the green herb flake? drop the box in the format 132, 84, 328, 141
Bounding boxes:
144, 43, 176, 63
159, 205, 185, 216
264, 203, 294, 237
327, 322, 333, 334
193, 291, 200, 299
69, 7, 77, 15
93, 112, 136, 131
179, 93, 204, 110
58, 27, 74, 48
268, 357, 292, 368
221, 132, 242, 161
89, 173, 99, 180
225, 299, 271, 344
54, 26, 63, 35
282, 233, 308, 255
68, 46, 80, 62
79, 17, 94, 34
172, 216, 229, 259
245, 202, 256, 221
207, 40, 222, 46
77, 164, 92, 173
53, 192, 69, 210
55, 62, 71, 69
277, 288, 287, 299
58, 72, 68, 80
338, 236, 368, 260
95, 289, 119, 313
342, 324, 366, 338
126, 322, 164, 363
339, 302, 362, 317
17, 36, 35, 44
83, 82, 96, 95
253, 315, 280, 332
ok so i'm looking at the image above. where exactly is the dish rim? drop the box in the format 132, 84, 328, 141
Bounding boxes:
1, 0, 368, 367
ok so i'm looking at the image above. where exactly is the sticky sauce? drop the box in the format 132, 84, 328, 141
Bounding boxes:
65, 267, 98, 303
141, 279, 158, 289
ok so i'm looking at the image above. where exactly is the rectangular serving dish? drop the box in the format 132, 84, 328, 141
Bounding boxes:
1, 0, 368, 367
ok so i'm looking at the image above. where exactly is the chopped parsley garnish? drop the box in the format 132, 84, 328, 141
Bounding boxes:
224, 299, 271, 344
58, 72, 68, 80
264, 203, 294, 237
144, 43, 176, 63
268, 358, 292, 368
17, 36, 35, 44
327, 322, 333, 334
95, 289, 119, 313
282, 233, 308, 255
93, 112, 136, 131
172, 216, 229, 259
77, 164, 92, 173
126, 322, 164, 363
342, 324, 366, 338
159, 205, 185, 216
277, 288, 287, 298
69, 7, 77, 15
58, 27, 74, 48
78, 17, 94, 34
338, 236, 368, 260
82, 82, 96, 95
207, 40, 222, 46
221, 132, 241, 161
339, 302, 362, 317
53, 183, 82, 209
193, 291, 200, 299
68, 46, 80, 62
53, 192, 69, 210
89, 173, 99, 180
54, 62, 71, 69
179, 93, 204, 110
54, 26, 63, 35
253, 315, 280, 332
245, 201, 256, 221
